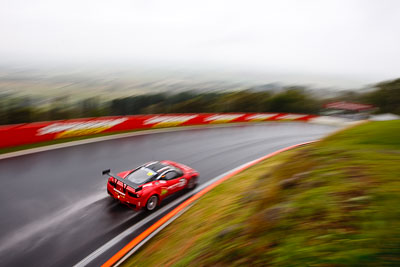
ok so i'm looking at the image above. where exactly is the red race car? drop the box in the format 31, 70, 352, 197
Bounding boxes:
103, 160, 199, 211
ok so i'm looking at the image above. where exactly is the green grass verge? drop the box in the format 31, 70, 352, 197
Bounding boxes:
123, 120, 400, 266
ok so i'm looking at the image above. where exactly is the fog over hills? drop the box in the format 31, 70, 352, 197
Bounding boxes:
0, 63, 377, 104
2, 0, 399, 102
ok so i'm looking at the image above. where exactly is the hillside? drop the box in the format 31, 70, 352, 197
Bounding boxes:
124, 120, 400, 266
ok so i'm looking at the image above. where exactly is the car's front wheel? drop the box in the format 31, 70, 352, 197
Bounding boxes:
146, 195, 159, 211
187, 176, 198, 190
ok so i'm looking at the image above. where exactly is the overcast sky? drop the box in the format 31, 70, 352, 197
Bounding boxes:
1, 0, 399, 86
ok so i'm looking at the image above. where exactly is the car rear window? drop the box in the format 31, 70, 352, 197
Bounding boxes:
126, 167, 157, 184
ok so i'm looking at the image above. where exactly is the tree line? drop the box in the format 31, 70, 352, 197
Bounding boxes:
1, 78, 399, 125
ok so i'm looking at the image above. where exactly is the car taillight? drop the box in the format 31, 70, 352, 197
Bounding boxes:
109, 180, 116, 187
128, 191, 140, 198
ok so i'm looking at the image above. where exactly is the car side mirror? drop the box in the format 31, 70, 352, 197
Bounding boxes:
157, 175, 166, 180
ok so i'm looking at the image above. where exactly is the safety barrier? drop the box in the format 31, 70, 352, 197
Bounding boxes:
0, 113, 316, 148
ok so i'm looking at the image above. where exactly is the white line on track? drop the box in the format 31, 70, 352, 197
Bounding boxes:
73, 160, 256, 267
114, 202, 196, 267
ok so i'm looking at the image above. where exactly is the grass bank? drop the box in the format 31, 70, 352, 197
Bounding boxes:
124, 120, 400, 266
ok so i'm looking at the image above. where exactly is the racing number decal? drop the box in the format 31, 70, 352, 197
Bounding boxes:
161, 188, 168, 196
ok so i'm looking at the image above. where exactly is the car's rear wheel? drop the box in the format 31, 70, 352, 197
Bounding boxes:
187, 176, 198, 190
146, 195, 158, 211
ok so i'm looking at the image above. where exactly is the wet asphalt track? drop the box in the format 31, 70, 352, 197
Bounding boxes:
0, 123, 339, 266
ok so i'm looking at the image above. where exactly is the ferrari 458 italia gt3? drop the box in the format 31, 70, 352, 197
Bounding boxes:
103, 160, 199, 211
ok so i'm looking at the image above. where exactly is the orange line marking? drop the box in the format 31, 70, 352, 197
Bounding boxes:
102, 141, 315, 267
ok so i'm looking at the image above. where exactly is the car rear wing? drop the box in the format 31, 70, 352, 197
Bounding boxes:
102, 169, 143, 192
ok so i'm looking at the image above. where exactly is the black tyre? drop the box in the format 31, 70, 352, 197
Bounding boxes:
187, 176, 198, 190
146, 195, 158, 211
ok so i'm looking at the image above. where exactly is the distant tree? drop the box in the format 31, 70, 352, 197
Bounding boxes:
215, 91, 269, 112
364, 78, 400, 114
169, 97, 209, 113
2, 97, 35, 124
165, 91, 197, 105
8, 107, 33, 124
110, 93, 167, 115
330, 90, 364, 102
267, 88, 320, 114
81, 97, 98, 117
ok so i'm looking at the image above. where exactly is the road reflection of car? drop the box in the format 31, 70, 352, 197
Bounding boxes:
103, 161, 199, 211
